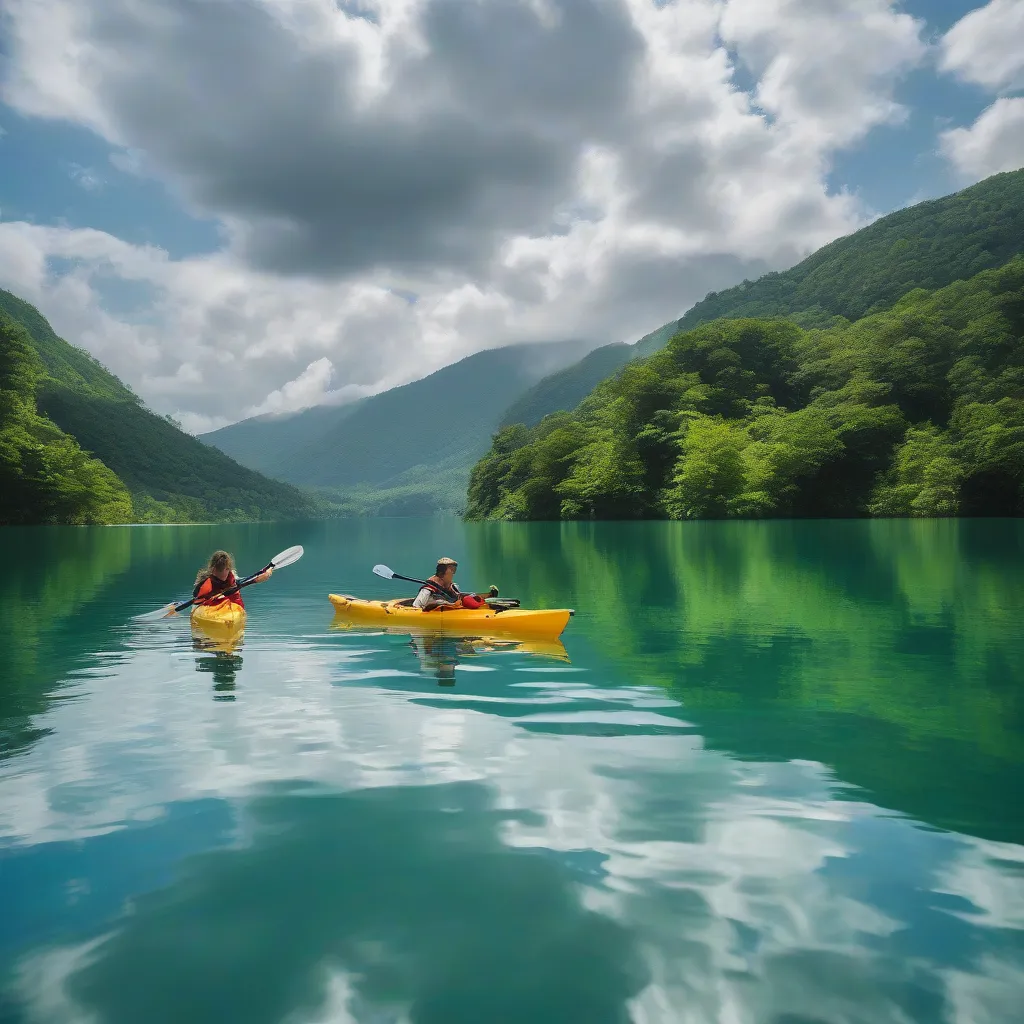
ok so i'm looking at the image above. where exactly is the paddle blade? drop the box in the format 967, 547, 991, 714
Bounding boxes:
133, 602, 181, 622
270, 545, 304, 569
372, 564, 395, 580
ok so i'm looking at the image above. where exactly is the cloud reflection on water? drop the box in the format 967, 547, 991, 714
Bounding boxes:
2, 621, 1023, 1024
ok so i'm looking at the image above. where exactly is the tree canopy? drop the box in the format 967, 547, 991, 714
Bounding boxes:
1, 312, 134, 526
467, 257, 1024, 521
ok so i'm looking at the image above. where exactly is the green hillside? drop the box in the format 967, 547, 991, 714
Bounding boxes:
467, 255, 1024, 521
631, 167, 1024, 360
204, 339, 594, 513
198, 400, 365, 478
502, 169, 1024, 433
1, 311, 133, 526
670, 167, 1024, 334
0, 289, 323, 523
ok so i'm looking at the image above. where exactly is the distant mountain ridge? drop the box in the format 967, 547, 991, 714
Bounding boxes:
0, 289, 322, 523
203, 338, 595, 514
667, 167, 1024, 335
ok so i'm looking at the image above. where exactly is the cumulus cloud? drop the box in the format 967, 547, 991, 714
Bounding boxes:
720, 0, 926, 148
936, 2, 1024, 183
940, 96, 1024, 180
939, 0, 1024, 92
0, 0, 930, 428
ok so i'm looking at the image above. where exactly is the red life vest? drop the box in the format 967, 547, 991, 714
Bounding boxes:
194, 571, 244, 607
421, 576, 485, 609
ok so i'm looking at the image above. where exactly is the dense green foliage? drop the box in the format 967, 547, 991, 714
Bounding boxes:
467, 256, 1024, 520
0, 290, 139, 401
1, 313, 133, 525
205, 340, 594, 512
0, 289, 323, 523
478, 169, 1024, 462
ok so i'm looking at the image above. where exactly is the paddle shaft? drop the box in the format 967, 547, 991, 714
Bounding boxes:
173, 562, 273, 614
382, 570, 508, 605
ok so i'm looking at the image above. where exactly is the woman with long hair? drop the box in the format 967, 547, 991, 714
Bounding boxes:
192, 550, 272, 607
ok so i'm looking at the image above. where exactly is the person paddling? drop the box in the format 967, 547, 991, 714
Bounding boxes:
193, 550, 272, 608
412, 557, 494, 611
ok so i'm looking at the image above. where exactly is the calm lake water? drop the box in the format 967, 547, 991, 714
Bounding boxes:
1, 518, 1022, 1024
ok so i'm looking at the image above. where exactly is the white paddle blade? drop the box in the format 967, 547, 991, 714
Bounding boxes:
271, 545, 304, 569
133, 602, 180, 622
372, 564, 395, 579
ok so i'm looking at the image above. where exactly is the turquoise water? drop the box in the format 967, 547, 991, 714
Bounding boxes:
1, 519, 1023, 1023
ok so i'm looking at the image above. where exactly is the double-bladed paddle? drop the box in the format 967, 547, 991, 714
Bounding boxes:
372, 564, 432, 589
372, 564, 512, 606
134, 545, 305, 622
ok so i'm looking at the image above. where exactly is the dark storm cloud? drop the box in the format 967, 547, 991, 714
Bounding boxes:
76, 0, 647, 278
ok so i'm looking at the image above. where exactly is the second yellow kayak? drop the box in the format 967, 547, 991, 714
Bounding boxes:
328, 594, 573, 639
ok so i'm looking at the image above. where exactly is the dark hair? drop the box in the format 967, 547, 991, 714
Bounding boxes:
194, 550, 234, 588
436, 560, 457, 576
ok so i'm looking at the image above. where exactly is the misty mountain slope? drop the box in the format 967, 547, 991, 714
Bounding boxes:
498, 343, 635, 429
204, 339, 594, 492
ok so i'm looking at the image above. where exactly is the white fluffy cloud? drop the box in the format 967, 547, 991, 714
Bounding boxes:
939, 0, 1024, 92
0, 0, 931, 429
720, 0, 926, 148
940, 97, 1024, 180
938, 2, 1024, 183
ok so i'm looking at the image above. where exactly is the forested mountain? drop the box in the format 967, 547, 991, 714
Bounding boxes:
1, 311, 133, 526
506, 168, 1024, 433
467, 256, 1024, 521
668, 167, 1024, 335
204, 339, 595, 514
0, 289, 322, 524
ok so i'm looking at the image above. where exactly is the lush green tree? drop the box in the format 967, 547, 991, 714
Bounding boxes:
869, 426, 964, 517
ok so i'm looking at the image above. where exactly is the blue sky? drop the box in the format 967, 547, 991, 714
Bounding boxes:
0, 0, 1021, 431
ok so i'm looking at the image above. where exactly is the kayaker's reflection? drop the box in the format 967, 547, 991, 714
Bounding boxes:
192, 634, 243, 701
408, 633, 467, 685
406, 633, 566, 686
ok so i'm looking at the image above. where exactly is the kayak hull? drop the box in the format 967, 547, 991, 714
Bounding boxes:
328, 594, 572, 639
191, 600, 247, 634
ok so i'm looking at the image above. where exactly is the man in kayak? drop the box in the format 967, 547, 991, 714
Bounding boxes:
193, 550, 272, 607
412, 557, 494, 611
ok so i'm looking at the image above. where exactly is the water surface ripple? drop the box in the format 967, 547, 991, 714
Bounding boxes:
1, 519, 1022, 1024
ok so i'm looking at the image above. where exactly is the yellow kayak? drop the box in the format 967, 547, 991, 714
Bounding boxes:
190, 599, 247, 634
329, 619, 570, 662
328, 594, 573, 639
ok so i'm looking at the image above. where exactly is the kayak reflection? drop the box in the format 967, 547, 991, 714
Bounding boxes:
329, 616, 570, 686
191, 619, 245, 700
